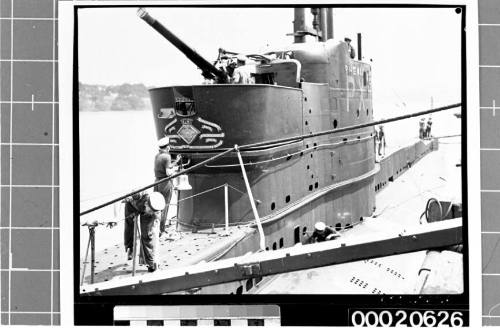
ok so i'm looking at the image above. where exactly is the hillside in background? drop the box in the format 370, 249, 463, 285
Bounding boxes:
79, 82, 152, 111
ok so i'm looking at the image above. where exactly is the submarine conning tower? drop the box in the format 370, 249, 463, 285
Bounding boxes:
144, 8, 375, 239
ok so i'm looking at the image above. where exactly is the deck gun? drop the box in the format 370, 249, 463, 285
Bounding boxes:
137, 8, 229, 83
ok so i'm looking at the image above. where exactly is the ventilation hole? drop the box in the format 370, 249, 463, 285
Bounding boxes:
306, 144, 309, 148
309, 185, 313, 191
266, 247, 269, 251
309, 109, 312, 114
311, 174, 314, 178
333, 120, 338, 128
248, 319, 265, 326
335, 223, 342, 231
272, 242, 277, 250
300, 152, 303, 156
294, 226, 301, 244
286, 155, 292, 160
314, 182, 319, 189
279, 237, 284, 248
180, 319, 198, 326
343, 138, 348, 143
147, 320, 165, 326
285, 195, 291, 203
346, 223, 353, 229
310, 154, 313, 158
360, 217, 364, 222
313, 143, 317, 147
304, 97, 308, 101
246, 279, 253, 291
271, 202, 275, 210
214, 319, 231, 326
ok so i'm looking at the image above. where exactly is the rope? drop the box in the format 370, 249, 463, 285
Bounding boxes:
80, 102, 461, 216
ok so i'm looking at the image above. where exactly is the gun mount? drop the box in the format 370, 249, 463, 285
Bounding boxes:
137, 8, 229, 83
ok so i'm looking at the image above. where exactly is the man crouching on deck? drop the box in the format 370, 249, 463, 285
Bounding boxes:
124, 192, 166, 272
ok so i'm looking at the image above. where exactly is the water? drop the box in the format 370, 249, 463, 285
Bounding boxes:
79, 110, 157, 256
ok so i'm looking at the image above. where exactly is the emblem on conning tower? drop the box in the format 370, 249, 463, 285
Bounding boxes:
159, 109, 225, 149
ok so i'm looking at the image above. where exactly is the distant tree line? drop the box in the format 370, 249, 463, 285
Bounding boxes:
79, 82, 152, 111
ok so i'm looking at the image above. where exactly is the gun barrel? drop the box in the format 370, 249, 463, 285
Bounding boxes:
137, 8, 227, 82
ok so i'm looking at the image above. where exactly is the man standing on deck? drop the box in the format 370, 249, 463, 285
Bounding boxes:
419, 118, 426, 139
377, 125, 386, 156
124, 191, 165, 272
425, 117, 433, 139
154, 137, 181, 235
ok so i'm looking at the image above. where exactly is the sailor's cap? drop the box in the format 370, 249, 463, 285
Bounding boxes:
158, 137, 170, 147
149, 192, 166, 211
314, 222, 326, 231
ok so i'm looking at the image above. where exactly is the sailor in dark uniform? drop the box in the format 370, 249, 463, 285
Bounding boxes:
154, 137, 181, 234
124, 191, 165, 272
309, 222, 340, 243
425, 117, 432, 138
419, 118, 426, 139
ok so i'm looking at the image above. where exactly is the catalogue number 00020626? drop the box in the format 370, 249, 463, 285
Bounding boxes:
349, 309, 467, 327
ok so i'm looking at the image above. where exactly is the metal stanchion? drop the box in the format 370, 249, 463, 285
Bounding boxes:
89, 226, 96, 284
80, 228, 92, 286
224, 183, 229, 234
132, 216, 139, 276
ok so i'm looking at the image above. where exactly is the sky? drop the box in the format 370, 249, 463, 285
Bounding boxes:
78, 6, 462, 115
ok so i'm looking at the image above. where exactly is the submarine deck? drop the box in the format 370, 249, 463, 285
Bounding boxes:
80, 137, 447, 288
251, 137, 462, 294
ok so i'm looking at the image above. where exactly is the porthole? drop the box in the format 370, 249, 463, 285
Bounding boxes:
314, 182, 319, 189
309, 185, 313, 191
310, 154, 313, 158
272, 242, 277, 250
236, 286, 243, 295
279, 237, 284, 248
335, 223, 342, 231
356, 109, 360, 118
271, 202, 276, 210
307, 165, 310, 169
285, 195, 291, 203
367, 108, 369, 116
333, 120, 338, 128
